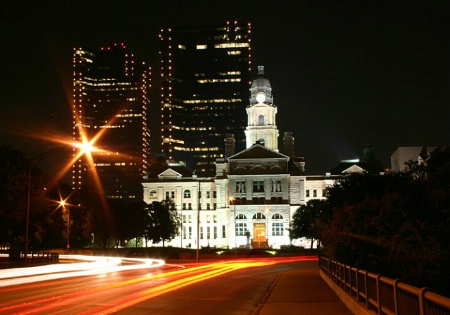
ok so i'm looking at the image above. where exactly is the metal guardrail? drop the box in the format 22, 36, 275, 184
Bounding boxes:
19, 251, 59, 267
319, 256, 450, 315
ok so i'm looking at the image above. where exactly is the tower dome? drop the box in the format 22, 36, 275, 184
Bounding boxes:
249, 66, 274, 105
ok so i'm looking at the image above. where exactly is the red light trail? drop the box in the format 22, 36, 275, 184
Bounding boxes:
0, 255, 317, 314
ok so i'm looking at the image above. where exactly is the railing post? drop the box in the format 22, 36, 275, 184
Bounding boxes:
364, 270, 369, 310
376, 274, 381, 315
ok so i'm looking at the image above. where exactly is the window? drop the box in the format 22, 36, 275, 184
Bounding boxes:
272, 222, 284, 236
171, 191, 175, 199
184, 189, 191, 198
200, 227, 204, 239
258, 114, 264, 125
306, 190, 310, 198
182, 215, 186, 223
206, 191, 210, 199
253, 180, 264, 192
188, 226, 192, 239
213, 203, 217, 209
206, 203, 210, 210
214, 226, 217, 239
272, 213, 283, 220
222, 225, 226, 238
236, 180, 246, 193
213, 191, 217, 198
207, 215, 210, 223
182, 203, 186, 210
313, 190, 317, 197
165, 191, 170, 199
236, 223, 247, 236
213, 215, 217, 223
188, 215, 192, 223
183, 226, 186, 239
188, 203, 192, 210
149, 189, 157, 200
207, 226, 211, 239
236, 214, 247, 220
272, 180, 282, 192
253, 212, 266, 220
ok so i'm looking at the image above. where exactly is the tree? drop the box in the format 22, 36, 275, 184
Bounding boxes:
144, 199, 180, 247
0, 145, 55, 250
317, 148, 450, 296
290, 199, 325, 248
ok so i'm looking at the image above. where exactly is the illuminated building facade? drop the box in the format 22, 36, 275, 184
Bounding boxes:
143, 67, 336, 249
159, 21, 252, 176
72, 43, 151, 203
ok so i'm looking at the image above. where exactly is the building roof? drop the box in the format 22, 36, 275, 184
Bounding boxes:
228, 144, 289, 160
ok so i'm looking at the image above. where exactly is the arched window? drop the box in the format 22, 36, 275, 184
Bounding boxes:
236, 214, 247, 220
149, 189, 157, 200
252, 212, 266, 220
184, 189, 191, 198
272, 213, 283, 220
258, 114, 264, 125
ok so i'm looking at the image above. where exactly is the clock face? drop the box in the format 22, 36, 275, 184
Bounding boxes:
256, 93, 266, 103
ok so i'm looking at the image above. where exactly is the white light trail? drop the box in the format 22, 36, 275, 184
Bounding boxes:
0, 254, 165, 287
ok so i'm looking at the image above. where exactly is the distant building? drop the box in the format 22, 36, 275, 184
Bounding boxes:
72, 43, 151, 203
159, 21, 252, 176
390, 146, 438, 172
330, 144, 384, 175
143, 67, 336, 249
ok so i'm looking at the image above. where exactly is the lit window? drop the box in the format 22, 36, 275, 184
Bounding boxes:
196, 44, 207, 49
149, 189, 157, 200
272, 222, 284, 236
236, 223, 248, 236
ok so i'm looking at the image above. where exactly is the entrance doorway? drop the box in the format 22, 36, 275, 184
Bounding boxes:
252, 223, 269, 248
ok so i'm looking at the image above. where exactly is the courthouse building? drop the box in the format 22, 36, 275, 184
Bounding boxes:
142, 66, 335, 249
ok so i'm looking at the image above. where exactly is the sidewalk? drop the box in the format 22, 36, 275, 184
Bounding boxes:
255, 264, 353, 315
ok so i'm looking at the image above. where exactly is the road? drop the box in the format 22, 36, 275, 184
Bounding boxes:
0, 255, 317, 315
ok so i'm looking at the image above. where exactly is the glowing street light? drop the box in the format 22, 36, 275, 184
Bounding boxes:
59, 200, 70, 250
24, 141, 97, 266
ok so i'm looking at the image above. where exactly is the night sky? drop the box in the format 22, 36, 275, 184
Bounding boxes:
1, 0, 448, 175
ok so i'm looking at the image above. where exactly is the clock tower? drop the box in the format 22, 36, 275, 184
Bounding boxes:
245, 66, 279, 151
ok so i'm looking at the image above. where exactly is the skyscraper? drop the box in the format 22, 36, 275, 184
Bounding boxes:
159, 20, 252, 176
72, 43, 151, 203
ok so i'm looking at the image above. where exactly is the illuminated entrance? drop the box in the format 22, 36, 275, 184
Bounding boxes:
252, 223, 269, 248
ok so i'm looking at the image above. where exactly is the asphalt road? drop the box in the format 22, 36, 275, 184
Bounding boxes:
0, 257, 316, 315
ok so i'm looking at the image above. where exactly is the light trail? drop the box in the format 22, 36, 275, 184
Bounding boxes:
0, 254, 165, 287
0, 255, 317, 315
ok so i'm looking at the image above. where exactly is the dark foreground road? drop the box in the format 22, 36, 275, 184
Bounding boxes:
0, 256, 316, 315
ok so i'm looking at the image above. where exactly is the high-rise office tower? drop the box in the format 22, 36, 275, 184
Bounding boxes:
72, 43, 151, 203
159, 20, 252, 175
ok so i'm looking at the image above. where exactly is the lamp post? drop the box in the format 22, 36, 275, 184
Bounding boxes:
229, 197, 237, 256
24, 149, 62, 266
24, 141, 95, 266
59, 200, 70, 251
264, 208, 271, 248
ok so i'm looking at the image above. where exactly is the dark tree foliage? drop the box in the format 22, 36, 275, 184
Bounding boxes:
290, 199, 325, 248
0, 145, 59, 250
316, 148, 450, 296
144, 199, 180, 247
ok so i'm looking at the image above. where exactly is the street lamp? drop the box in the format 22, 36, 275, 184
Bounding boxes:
24, 142, 95, 266
59, 200, 70, 250
264, 208, 271, 248
229, 196, 237, 256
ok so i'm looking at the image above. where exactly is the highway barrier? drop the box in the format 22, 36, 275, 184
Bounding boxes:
319, 256, 450, 315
